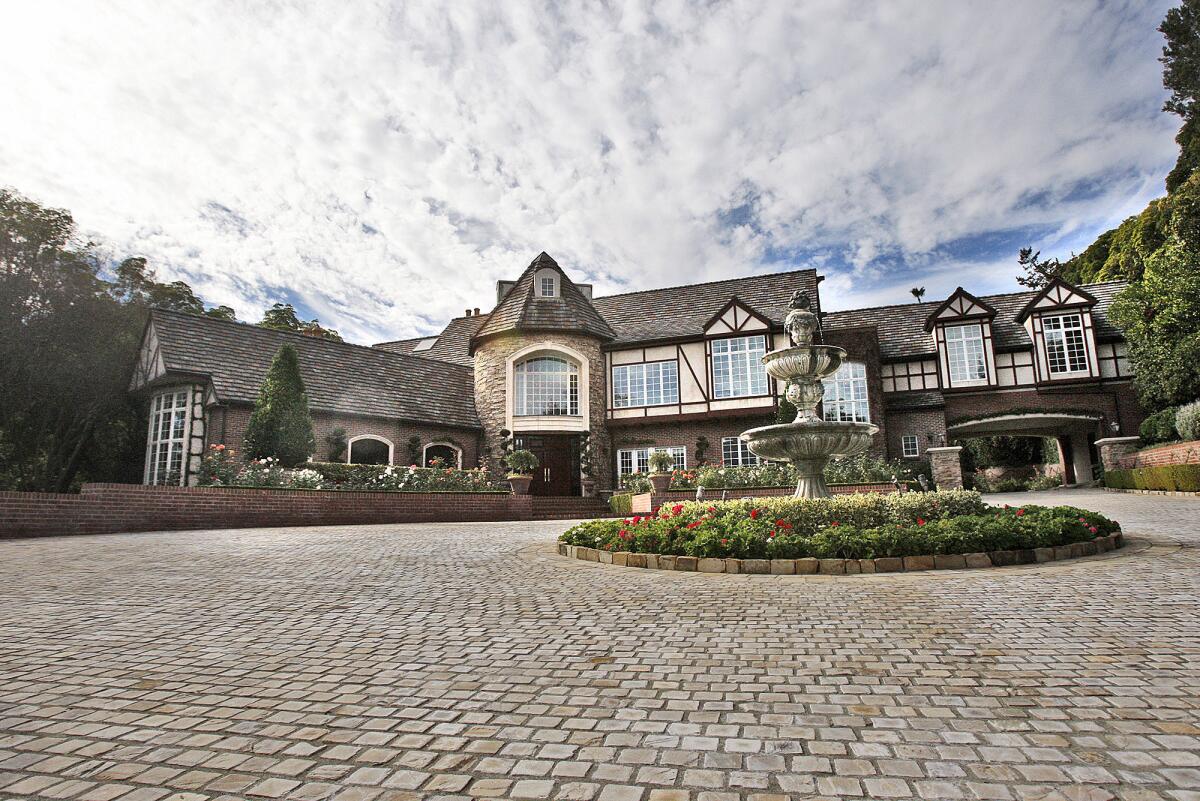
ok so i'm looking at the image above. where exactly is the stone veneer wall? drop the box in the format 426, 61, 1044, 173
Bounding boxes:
473, 331, 613, 492
1117, 439, 1200, 469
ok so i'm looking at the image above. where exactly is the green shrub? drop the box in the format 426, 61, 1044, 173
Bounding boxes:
243, 344, 316, 466
1176, 400, 1200, 441
1104, 464, 1200, 491
1140, 406, 1180, 444
505, 449, 539, 476
632, 455, 915, 494
609, 493, 633, 516
648, 450, 676, 473
559, 493, 1117, 560
1027, 473, 1063, 490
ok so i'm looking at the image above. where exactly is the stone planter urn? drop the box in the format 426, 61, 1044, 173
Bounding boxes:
508, 475, 532, 495
649, 473, 672, 494
581, 478, 596, 497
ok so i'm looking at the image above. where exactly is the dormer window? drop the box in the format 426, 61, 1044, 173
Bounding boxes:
539, 276, 556, 297
1043, 313, 1088, 374
945, 324, 987, 385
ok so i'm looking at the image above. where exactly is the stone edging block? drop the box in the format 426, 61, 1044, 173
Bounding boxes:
557, 532, 1126, 575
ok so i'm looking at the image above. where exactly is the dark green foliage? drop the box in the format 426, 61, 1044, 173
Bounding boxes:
560, 494, 1117, 560
775, 394, 798, 423
242, 345, 316, 466
694, 435, 711, 465
1139, 406, 1181, 443
1162, 0, 1200, 190
960, 436, 1046, 469
1016, 247, 1063, 289
1105, 464, 1200, 491
504, 449, 539, 475
325, 427, 348, 462
259, 302, 342, 341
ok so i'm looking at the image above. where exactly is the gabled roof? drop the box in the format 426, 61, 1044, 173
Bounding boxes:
1014, 278, 1099, 324
592, 269, 822, 346
470, 252, 616, 351
824, 280, 1129, 361
702, 296, 773, 333
922, 287, 997, 332
139, 309, 481, 429
374, 313, 488, 367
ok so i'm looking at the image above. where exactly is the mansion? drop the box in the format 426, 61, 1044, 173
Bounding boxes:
130, 252, 1143, 494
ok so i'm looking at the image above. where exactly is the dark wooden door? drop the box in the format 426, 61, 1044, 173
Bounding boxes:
515, 434, 579, 496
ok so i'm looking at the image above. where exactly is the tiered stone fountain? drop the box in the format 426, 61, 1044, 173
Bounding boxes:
739, 291, 879, 498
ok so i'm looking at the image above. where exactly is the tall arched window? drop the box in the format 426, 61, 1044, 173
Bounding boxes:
423, 443, 462, 468
822, 362, 869, 423
514, 357, 579, 416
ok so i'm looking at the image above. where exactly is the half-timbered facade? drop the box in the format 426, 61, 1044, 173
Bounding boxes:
130, 252, 1143, 493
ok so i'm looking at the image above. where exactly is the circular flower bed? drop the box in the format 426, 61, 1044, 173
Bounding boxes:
559, 491, 1120, 562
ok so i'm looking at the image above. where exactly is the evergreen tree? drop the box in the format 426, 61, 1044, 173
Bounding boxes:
243, 345, 316, 466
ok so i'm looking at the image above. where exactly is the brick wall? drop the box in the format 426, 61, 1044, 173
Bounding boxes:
0, 483, 531, 539
883, 407, 947, 462
1118, 440, 1200, 469
942, 383, 1144, 437
609, 417, 774, 472
205, 405, 481, 468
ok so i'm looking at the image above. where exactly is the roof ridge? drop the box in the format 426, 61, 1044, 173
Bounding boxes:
150, 307, 475, 376
823, 278, 1129, 318
592, 268, 819, 302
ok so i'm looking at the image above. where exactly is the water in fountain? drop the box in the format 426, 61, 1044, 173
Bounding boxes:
739, 291, 880, 498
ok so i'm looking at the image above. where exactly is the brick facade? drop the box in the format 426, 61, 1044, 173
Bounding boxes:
883, 407, 947, 464
1117, 439, 1200, 469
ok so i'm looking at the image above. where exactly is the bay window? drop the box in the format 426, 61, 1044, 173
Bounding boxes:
613, 360, 679, 408
146, 390, 188, 485
617, 446, 686, 475
514, 357, 579, 416
711, 335, 768, 398
721, 436, 760, 467
822, 361, 869, 422
1043, 313, 1089, 374
945, 324, 988, 384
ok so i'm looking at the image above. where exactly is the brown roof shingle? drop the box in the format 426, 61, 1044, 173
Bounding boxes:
147, 309, 481, 429
374, 314, 488, 367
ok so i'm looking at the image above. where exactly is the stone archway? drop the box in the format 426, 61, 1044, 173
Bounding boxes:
946, 413, 1104, 487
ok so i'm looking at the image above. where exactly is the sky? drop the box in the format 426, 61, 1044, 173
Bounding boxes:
0, 0, 1181, 344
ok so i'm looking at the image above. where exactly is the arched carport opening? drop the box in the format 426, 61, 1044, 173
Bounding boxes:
347, 435, 393, 465
947, 413, 1103, 486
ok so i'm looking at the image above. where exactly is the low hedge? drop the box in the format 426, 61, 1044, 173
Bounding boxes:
559, 491, 1119, 560
1105, 464, 1200, 492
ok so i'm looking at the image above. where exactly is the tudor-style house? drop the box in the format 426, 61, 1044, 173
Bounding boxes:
129, 252, 1143, 493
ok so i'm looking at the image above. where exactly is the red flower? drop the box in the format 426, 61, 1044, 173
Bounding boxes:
750, 508, 760, 520
1003, 504, 1011, 509
768, 531, 776, 538
917, 518, 926, 526
831, 521, 840, 527
632, 516, 642, 525
1016, 508, 1025, 517
707, 506, 717, 513
721, 539, 728, 546
686, 520, 702, 529
671, 504, 684, 516
1089, 525, 1098, 534
618, 530, 628, 539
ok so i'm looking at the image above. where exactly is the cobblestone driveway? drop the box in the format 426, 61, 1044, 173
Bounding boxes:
1, 489, 1198, 801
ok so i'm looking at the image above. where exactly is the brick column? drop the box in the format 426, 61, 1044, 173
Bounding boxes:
926, 446, 964, 490
1094, 436, 1141, 472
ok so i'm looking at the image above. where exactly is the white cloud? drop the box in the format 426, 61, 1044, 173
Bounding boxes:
0, 0, 1179, 342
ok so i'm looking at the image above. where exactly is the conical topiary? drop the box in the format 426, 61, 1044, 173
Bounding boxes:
243, 344, 316, 467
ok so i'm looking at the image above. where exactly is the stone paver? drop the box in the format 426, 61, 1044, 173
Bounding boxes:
1, 488, 1198, 800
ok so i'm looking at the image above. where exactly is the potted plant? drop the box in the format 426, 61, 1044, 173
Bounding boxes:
579, 431, 597, 497
647, 450, 675, 494
505, 449, 539, 495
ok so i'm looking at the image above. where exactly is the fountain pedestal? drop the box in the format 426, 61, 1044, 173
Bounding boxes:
738, 291, 879, 498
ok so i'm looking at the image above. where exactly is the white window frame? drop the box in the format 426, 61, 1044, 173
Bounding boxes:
539, 275, 556, 297
422, 441, 462, 468
822, 361, 870, 423
514, 356, 580, 416
347, 435, 395, 465
617, 446, 687, 475
721, 436, 760, 467
145, 389, 189, 485
612, 360, 679, 408
944, 324, 988, 386
1042, 313, 1090, 375
711, 335, 769, 399
901, 434, 920, 458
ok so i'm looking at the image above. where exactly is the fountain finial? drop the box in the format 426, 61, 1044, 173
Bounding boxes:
784, 290, 819, 346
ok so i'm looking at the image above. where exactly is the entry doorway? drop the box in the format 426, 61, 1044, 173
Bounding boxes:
513, 433, 580, 496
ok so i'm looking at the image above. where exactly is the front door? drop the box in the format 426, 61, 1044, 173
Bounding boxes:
514, 434, 579, 496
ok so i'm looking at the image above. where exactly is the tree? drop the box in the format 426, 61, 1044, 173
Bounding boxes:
1015, 247, 1063, 289
259, 302, 342, 341
1162, 0, 1200, 191
242, 344, 316, 466
111, 256, 237, 320
910, 287, 925, 303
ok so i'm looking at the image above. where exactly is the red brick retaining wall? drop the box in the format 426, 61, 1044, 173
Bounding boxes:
631, 483, 901, 514
0, 483, 533, 539
1118, 440, 1200, 469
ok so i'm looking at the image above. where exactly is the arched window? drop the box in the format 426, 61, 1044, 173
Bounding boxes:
822, 362, 869, 423
423, 443, 462, 468
514, 357, 579, 416
348, 436, 392, 465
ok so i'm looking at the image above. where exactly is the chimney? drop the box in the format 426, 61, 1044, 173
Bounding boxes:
465, 309, 471, 317
473, 307, 480, 316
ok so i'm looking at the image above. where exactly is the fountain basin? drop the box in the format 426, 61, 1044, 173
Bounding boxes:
740, 420, 880, 498
762, 345, 846, 382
